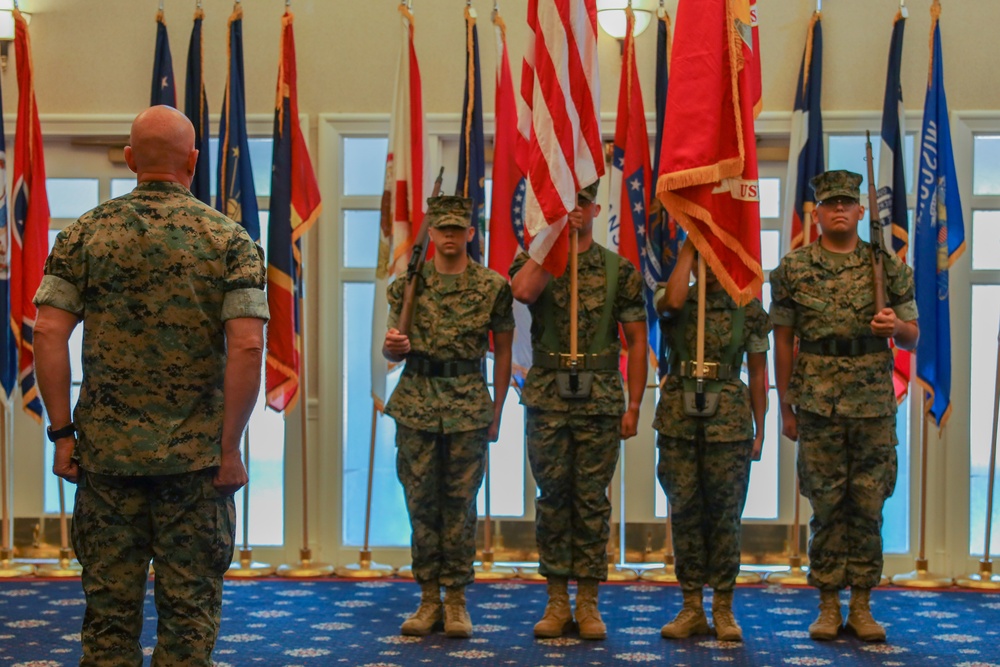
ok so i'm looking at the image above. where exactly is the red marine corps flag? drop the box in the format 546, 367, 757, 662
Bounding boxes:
656, 0, 763, 304
371, 2, 428, 411
11, 8, 49, 422
520, 0, 604, 277
266, 9, 321, 413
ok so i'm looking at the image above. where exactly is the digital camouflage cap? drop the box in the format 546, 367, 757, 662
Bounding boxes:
810, 170, 863, 202
427, 195, 472, 229
578, 179, 600, 204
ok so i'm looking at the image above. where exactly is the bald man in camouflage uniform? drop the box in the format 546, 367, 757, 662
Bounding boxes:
33, 105, 268, 667
771, 170, 918, 643
510, 180, 648, 640
653, 240, 770, 642
383, 196, 514, 639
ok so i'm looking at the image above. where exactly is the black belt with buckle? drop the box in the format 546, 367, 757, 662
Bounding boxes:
405, 355, 483, 378
798, 337, 888, 357
532, 351, 619, 371
667, 360, 737, 381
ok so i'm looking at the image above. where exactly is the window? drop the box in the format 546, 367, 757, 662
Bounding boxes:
47, 178, 99, 219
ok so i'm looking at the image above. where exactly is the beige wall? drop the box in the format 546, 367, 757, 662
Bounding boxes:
5, 0, 997, 119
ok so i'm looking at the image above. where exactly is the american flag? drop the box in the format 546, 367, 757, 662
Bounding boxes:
520, 0, 604, 277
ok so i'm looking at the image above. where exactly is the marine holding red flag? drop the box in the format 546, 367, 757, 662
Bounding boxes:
656, 0, 763, 304
266, 9, 321, 414
11, 8, 49, 421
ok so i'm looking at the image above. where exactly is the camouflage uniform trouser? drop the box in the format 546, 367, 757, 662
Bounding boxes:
395, 424, 488, 588
797, 410, 898, 590
526, 409, 620, 581
656, 431, 752, 592
72, 468, 235, 667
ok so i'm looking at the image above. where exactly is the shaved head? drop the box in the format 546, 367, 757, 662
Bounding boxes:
125, 105, 198, 185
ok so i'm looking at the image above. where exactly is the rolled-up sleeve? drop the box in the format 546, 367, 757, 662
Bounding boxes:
34, 226, 86, 315
223, 230, 269, 321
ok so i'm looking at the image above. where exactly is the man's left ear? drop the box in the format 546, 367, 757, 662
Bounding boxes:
466, 226, 476, 242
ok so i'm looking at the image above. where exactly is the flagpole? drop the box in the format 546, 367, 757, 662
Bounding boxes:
474, 452, 516, 580
606, 462, 637, 581
892, 396, 953, 587
0, 403, 31, 577
334, 404, 394, 579
225, 428, 276, 578
767, 473, 809, 585
957, 315, 1000, 589
278, 263, 334, 578
35, 478, 81, 577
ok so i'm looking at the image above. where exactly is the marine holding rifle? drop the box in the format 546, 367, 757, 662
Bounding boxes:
383, 196, 514, 639
770, 169, 919, 642
509, 180, 647, 640
653, 240, 771, 643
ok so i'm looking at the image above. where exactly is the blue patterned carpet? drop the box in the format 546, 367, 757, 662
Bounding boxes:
1, 578, 999, 666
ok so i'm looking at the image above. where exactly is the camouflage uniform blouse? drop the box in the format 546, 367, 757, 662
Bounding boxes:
508, 244, 646, 416
385, 261, 514, 434
33, 181, 269, 476
769, 240, 917, 418
653, 288, 771, 442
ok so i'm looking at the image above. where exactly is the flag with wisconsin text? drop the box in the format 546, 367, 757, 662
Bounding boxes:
184, 7, 210, 205
11, 9, 48, 422
656, 0, 762, 305
781, 12, 823, 254
372, 3, 427, 411
489, 10, 532, 389
607, 6, 658, 360
266, 10, 321, 414
878, 10, 911, 402
915, 1, 964, 428
150, 9, 177, 107
216, 4, 259, 242
520, 0, 603, 277
456, 6, 485, 263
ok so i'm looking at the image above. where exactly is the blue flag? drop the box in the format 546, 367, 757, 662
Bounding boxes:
0, 77, 14, 401
456, 7, 485, 263
150, 10, 176, 107
650, 10, 685, 377
782, 12, 824, 254
217, 5, 259, 242
184, 7, 210, 205
915, 7, 965, 427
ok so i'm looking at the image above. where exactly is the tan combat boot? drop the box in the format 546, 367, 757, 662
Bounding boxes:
401, 581, 443, 636
661, 588, 712, 639
808, 589, 843, 641
845, 587, 886, 642
575, 578, 607, 640
443, 586, 473, 638
712, 589, 743, 642
533, 576, 575, 638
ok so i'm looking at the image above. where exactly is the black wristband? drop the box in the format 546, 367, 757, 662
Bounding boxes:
46, 422, 76, 443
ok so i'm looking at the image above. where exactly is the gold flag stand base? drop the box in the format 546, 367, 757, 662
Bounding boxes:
640, 554, 677, 583
396, 565, 415, 579
956, 560, 1000, 591
474, 552, 517, 581
735, 567, 764, 585
515, 564, 546, 581
766, 555, 810, 586
0, 548, 33, 578
276, 548, 334, 579
606, 553, 638, 582
891, 558, 953, 588
35, 548, 82, 578
225, 548, 276, 579
334, 550, 394, 579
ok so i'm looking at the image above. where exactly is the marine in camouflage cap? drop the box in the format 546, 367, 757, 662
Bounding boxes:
427, 195, 473, 229
578, 179, 600, 204
810, 170, 863, 202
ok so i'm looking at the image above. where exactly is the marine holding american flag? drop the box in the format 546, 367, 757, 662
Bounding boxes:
510, 181, 648, 641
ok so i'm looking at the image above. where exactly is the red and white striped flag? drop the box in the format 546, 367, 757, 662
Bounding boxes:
519, 0, 604, 277
371, 3, 428, 412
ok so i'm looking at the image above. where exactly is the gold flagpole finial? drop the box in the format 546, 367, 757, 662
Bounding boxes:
196, 0, 202, 8
816, 0, 822, 12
